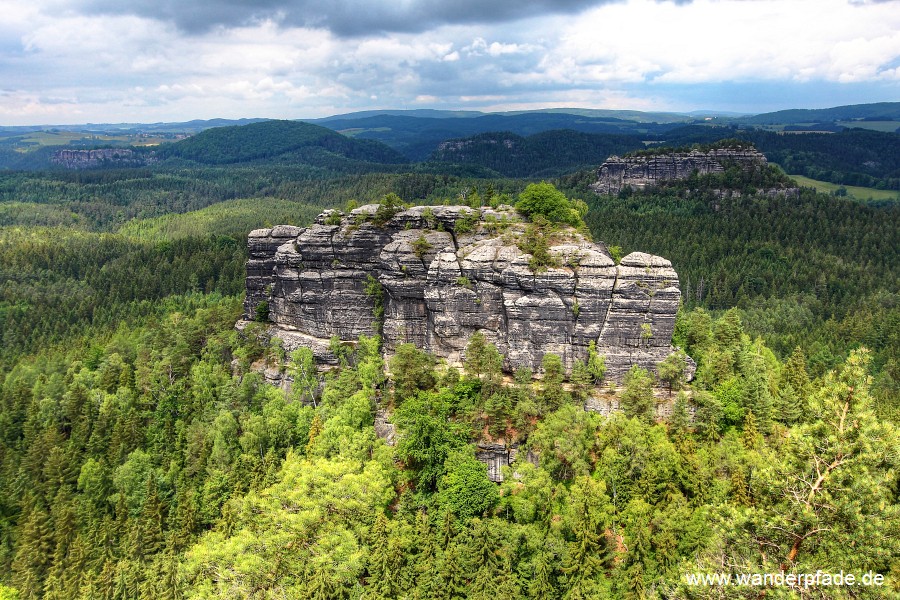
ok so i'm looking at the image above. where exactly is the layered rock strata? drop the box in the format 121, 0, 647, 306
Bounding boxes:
51, 148, 153, 169
241, 205, 693, 382
590, 147, 767, 195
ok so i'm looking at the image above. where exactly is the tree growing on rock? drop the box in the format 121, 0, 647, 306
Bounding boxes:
657, 349, 688, 396
515, 182, 587, 228
620, 366, 655, 423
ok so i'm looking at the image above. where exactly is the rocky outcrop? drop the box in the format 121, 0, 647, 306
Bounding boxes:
590, 147, 767, 195
241, 205, 693, 382
50, 148, 154, 169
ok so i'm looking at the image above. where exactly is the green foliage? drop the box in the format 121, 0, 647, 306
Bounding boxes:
620, 366, 655, 423
429, 130, 645, 178
389, 343, 437, 405
287, 347, 319, 405
117, 197, 321, 241
517, 216, 560, 273
393, 390, 470, 492
587, 341, 607, 384
527, 405, 600, 481
463, 332, 502, 385
437, 448, 500, 520
0, 227, 248, 367
411, 234, 433, 260
515, 182, 586, 228
608, 244, 624, 264
157, 119, 407, 166
371, 192, 406, 227
253, 299, 269, 322
657, 349, 687, 394
181, 453, 395, 597
364, 274, 385, 332
323, 210, 343, 225
453, 209, 479, 234
582, 185, 898, 376
540, 353, 569, 412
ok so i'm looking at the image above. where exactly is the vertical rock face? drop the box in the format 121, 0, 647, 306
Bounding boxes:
241, 205, 693, 381
50, 148, 153, 169
244, 225, 303, 320
590, 147, 768, 195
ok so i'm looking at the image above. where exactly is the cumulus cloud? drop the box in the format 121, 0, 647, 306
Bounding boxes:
536, 0, 900, 85
0, 0, 898, 124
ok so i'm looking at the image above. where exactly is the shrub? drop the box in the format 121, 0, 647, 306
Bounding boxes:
515, 182, 586, 228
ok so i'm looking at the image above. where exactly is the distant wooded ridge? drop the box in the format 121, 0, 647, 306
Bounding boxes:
0, 102, 897, 189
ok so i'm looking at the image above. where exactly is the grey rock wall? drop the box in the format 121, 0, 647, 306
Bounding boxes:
590, 147, 768, 195
241, 205, 692, 382
50, 148, 154, 169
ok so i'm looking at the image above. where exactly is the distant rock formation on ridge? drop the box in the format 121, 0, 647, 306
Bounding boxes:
590, 146, 769, 195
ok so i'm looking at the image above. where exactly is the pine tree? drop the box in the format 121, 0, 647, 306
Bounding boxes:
11, 501, 52, 599
412, 511, 438, 599
620, 366, 654, 423
777, 382, 803, 425
766, 350, 900, 568
742, 410, 760, 449
743, 354, 773, 433
540, 354, 569, 411
657, 349, 687, 395
616, 500, 655, 600
780, 346, 810, 423
730, 469, 752, 507
528, 550, 558, 600
560, 477, 613, 598
365, 513, 394, 598
782, 346, 812, 400
569, 359, 593, 402
305, 414, 323, 455
306, 564, 335, 600
466, 519, 502, 599
670, 391, 691, 439
586, 341, 606, 384
438, 541, 468, 600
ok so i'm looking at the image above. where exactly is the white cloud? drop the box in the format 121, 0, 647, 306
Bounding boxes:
549, 0, 900, 85
0, 0, 898, 124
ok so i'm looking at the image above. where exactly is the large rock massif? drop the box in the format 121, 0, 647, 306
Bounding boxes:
590, 147, 768, 195
241, 204, 693, 382
50, 148, 154, 169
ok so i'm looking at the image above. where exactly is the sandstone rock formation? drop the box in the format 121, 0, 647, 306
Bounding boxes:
50, 148, 154, 169
590, 147, 768, 196
241, 204, 694, 382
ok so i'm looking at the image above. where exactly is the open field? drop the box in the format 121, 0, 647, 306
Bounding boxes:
10, 130, 171, 150
835, 120, 900, 133
789, 174, 900, 202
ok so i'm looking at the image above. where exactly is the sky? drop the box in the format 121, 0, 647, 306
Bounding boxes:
1, 0, 898, 125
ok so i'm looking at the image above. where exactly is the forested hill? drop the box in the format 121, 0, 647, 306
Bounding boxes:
741, 102, 900, 126
428, 130, 645, 177
157, 119, 408, 167
318, 112, 686, 161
